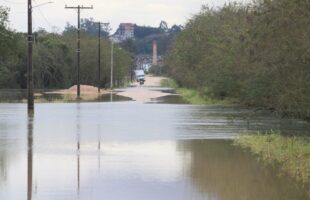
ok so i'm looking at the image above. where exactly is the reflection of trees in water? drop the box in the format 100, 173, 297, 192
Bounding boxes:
178, 140, 308, 200
0, 146, 8, 184
0, 122, 9, 185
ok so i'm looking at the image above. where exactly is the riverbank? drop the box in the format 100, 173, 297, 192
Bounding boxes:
160, 78, 236, 105
234, 132, 310, 196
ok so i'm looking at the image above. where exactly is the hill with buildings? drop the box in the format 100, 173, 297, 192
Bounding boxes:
110, 21, 182, 71
112, 21, 182, 55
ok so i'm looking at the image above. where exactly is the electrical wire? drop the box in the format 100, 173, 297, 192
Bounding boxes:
1, 0, 24, 5
32, 0, 56, 32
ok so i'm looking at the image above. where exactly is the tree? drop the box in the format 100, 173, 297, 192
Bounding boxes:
167, 1, 310, 119
64, 18, 110, 37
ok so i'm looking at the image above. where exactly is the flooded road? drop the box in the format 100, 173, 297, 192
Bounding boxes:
0, 101, 309, 199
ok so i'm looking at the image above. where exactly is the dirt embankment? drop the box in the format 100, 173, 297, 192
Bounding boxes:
40, 75, 172, 103
46, 85, 110, 95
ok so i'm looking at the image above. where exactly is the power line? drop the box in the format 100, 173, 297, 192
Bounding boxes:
1, 0, 24, 4
33, 0, 53, 28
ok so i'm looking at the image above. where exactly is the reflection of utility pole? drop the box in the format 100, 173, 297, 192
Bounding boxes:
76, 104, 81, 197
27, 113, 34, 200
65, 5, 93, 98
77, 133, 80, 194
97, 125, 101, 172
110, 41, 114, 89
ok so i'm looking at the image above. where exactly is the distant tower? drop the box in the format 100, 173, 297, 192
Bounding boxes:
152, 40, 158, 66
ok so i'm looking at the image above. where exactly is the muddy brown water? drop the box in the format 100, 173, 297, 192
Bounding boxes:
0, 93, 309, 199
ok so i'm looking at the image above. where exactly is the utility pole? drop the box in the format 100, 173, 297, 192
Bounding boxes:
27, 0, 34, 112
97, 22, 101, 93
65, 5, 93, 98
96, 22, 109, 93
110, 41, 114, 89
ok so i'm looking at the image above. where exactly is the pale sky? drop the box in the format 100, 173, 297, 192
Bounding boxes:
2, 0, 249, 33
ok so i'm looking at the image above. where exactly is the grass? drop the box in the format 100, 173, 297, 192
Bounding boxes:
160, 78, 179, 88
160, 78, 236, 105
235, 132, 310, 195
177, 88, 213, 104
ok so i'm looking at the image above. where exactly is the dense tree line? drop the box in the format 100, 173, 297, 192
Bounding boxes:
134, 24, 163, 39
167, 0, 310, 119
0, 8, 132, 89
64, 18, 110, 38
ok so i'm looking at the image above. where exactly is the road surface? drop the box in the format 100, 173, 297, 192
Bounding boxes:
116, 75, 175, 103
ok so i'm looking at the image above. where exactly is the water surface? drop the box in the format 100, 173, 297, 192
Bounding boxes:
0, 103, 309, 200
0, 90, 131, 103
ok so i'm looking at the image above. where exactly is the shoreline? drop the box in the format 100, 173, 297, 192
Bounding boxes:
234, 132, 310, 197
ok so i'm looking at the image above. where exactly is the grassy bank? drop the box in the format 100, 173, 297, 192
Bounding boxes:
235, 132, 310, 195
160, 78, 235, 105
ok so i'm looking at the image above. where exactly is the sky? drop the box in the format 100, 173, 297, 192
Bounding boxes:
2, 0, 248, 33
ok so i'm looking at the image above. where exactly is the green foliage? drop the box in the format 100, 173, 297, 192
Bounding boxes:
56, 31, 132, 89
134, 24, 162, 39
64, 18, 110, 37
167, 1, 310, 119
0, 9, 133, 90
235, 132, 310, 195
160, 78, 236, 105
149, 64, 169, 76
0, 6, 25, 88
0, 6, 9, 27
33, 32, 72, 88
177, 88, 208, 105
177, 88, 236, 105
160, 78, 178, 88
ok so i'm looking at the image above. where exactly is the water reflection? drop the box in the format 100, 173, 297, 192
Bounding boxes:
0, 90, 132, 103
0, 103, 309, 200
0, 89, 26, 102
27, 113, 34, 200
77, 104, 81, 196
149, 95, 188, 104
178, 140, 308, 200
0, 152, 7, 185
0, 124, 8, 185
97, 123, 101, 172
176, 106, 310, 137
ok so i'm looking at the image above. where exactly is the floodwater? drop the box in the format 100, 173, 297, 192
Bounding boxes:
0, 101, 309, 199
0, 89, 132, 103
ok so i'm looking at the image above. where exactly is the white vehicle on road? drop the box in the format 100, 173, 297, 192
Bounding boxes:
134, 70, 145, 85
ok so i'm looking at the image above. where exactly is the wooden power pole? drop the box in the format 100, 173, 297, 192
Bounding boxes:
27, 0, 34, 112
97, 22, 102, 93
110, 40, 114, 89
96, 22, 109, 93
65, 5, 93, 98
